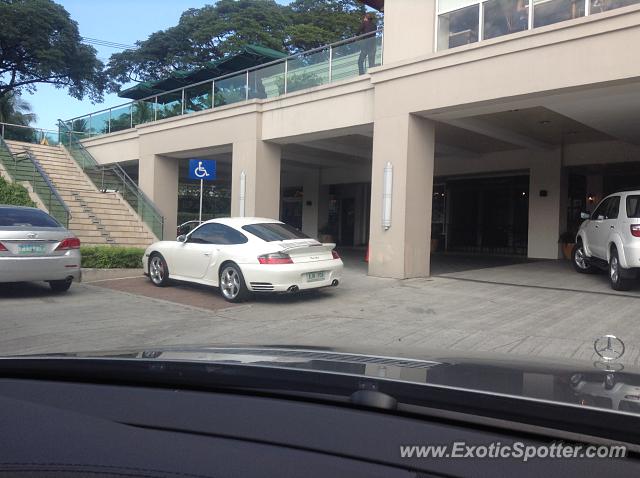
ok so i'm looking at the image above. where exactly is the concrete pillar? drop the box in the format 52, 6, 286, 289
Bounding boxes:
231, 140, 281, 218
368, 114, 435, 278
382, 0, 436, 63
138, 153, 179, 240
528, 149, 563, 259
302, 169, 320, 239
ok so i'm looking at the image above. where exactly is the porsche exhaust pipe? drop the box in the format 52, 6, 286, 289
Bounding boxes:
287, 285, 299, 293
331, 279, 339, 287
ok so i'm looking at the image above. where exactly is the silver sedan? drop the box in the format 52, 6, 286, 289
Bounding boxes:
0, 206, 81, 292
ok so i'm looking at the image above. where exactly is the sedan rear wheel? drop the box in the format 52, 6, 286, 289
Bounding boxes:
219, 264, 249, 302
149, 254, 170, 287
49, 278, 72, 293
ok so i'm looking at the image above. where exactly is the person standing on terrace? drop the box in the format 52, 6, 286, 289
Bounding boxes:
357, 13, 378, 75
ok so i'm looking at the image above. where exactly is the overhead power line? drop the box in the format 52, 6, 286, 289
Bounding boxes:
81, 37, 137, 50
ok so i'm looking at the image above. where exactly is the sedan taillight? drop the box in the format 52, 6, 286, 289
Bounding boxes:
258, 252, 293, 264
631, 225, 640, 238
0, 242, 6, 251
55, 237, 81, 251
332, 249, 340, 259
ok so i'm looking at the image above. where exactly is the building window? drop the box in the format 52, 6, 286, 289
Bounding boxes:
483, 0, 529, 39
437, 0, 640, 51
591, 0, 640, 13
533, 0, 585, 28
438, 2, 480, 50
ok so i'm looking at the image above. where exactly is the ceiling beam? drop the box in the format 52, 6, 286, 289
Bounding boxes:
442, 118, 554, 151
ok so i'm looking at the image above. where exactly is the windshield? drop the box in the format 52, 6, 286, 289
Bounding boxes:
5, 0, 640, 460
0, 208, 61, 227
242, 223, 311, 242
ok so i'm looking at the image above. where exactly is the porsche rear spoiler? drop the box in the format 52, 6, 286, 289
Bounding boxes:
279, 241, 336, 255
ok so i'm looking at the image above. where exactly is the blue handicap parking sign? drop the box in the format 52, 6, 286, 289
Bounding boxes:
188, 159, 217, 180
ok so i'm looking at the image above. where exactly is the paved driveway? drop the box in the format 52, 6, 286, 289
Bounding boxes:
1, 254, 639, 368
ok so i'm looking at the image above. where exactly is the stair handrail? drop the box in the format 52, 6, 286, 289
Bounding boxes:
57, 119, 165, 239
0, 136, 71, 227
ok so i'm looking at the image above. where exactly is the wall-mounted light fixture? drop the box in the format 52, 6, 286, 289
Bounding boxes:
587, 194, 594, 204
382, 162, 393, 230
239, 170, 246, 217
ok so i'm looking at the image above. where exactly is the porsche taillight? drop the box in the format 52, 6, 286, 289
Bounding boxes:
631, 225, 640, 238
258, 252, 293, 264
0, 242, 6, 252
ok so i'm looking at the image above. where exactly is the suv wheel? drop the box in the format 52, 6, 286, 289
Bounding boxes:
572, 242, 594, 274
609, 247, 633, 291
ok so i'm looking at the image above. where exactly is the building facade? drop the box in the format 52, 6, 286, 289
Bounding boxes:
69, 0, 640, 278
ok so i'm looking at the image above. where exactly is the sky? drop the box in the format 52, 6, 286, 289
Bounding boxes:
28, 0, 291, 131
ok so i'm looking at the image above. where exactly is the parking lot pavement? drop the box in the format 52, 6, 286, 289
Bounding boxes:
89, 275, 235, 310
2, 257, 640, 368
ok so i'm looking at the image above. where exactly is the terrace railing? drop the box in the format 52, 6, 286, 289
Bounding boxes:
0, 122, 61, 146
58, 120, 164, 239
62, 29, 383, 139
0, 136, 70, 227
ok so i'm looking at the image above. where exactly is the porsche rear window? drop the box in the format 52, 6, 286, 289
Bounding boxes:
627, 195, 640, 218
0, 208, 61, 227
242, 223, 310, 242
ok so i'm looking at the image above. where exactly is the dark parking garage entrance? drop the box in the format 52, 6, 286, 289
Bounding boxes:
436, 175, 529, 256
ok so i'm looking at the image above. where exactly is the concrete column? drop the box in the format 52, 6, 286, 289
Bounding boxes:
368, 114, 435, 278
382, 0, 436, 63
138, 153, 179, 240
231, 140, 281, 218
528, 149, 563, 259
302, 169, 320, 239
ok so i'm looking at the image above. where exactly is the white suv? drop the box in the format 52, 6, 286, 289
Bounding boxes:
573, 191, 640, 290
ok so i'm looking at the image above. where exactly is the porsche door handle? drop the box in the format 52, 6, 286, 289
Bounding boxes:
610, 225, 615, 229
203, 252, 211, 256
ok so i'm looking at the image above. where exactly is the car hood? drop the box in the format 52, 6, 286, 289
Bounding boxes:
4, 344, 639, 414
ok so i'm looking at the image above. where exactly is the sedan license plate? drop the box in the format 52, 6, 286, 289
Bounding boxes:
18, 244, 46, 255
306, 271, 325, 282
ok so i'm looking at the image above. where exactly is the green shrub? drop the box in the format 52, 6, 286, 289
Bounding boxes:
0, 175, 36, 207
80, 246, 145, 269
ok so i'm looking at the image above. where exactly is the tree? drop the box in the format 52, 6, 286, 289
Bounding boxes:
106, 0, 367, 91
0, 92, 36, 125
0, 0, 106, 102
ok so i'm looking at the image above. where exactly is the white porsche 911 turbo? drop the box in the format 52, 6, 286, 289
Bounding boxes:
143, 217, 343, 302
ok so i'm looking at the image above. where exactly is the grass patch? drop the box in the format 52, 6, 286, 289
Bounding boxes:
80, 246, 145, 269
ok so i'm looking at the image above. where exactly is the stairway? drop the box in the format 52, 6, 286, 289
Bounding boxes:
4, 140, 157, 248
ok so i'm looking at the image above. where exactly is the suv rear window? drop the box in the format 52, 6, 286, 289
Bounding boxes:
0, 208, 61, 227
242, 223, 310, 242
627, 195, 640, 218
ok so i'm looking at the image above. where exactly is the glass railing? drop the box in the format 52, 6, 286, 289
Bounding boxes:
58, 121, 165, 239
0, 122, 61, 146
437, 0, 640, 51
62, 29, 383, 139
0, 136, 70, 227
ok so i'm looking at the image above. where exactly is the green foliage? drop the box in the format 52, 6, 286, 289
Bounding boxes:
106, 0, 367, 90
0, 0, 106, 101
80, 246, 145, 269
0, 175, 36, 207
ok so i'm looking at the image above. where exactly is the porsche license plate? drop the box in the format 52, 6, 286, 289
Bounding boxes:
306, 271, 325, 282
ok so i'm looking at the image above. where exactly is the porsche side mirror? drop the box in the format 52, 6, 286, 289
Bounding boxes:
177, 235, 187, 243
580, 212, 590, 220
